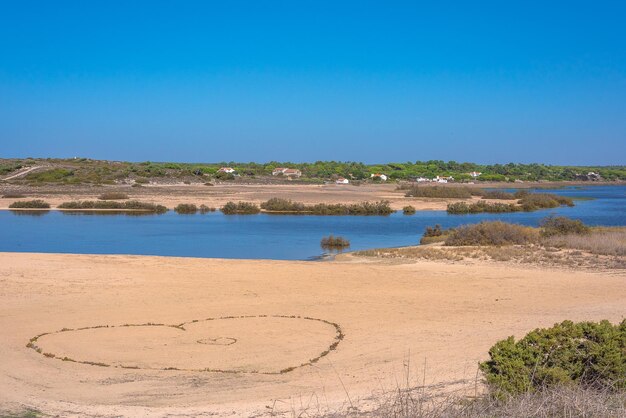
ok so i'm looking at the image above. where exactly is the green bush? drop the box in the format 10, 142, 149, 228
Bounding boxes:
518, 193, 574, 212
24, 168, 74, 183
220, 201, 260, 214
402, 205, 416, 215
310, 201, 394, 216
480, 320, 626, 396
445, 221, 539, 246
174, 203, 198, 214
320, 235, 350, 249
540, 216, 590, 237
8, 199, 50, 209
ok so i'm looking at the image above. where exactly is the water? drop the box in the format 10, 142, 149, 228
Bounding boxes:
1, 185, 624, 260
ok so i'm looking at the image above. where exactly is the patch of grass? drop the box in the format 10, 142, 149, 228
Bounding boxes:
320, 235, 350, 249
8, 200, 50, 209
2, 193, 26, 198
24, 168, 74, 183
97, 192, 129, 200
58, 200, 167, 213
445, 221, 539, 246
220, 201, 261, 214
542, 227, 626, 256
174, 203, 198, 214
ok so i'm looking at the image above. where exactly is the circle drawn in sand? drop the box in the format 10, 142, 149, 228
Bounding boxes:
26, 315, 344, 374
197, 337, 237, 346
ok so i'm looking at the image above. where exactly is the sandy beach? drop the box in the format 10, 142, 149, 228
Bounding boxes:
1, 252, 624, 416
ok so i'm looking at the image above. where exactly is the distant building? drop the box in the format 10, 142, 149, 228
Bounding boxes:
370, 173, 388, 181
272, 167, 302, 178
469, 171, 482, 178
434, 176, 454, 183
218, 167, 235, 174
336, 177, 349, 184
416, 177, 430, 182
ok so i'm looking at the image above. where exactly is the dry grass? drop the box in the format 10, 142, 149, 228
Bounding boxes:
445, 222, 539, 246
542, 228, 626, 257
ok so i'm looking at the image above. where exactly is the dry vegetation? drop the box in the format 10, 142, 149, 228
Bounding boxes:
355, 219, 626, 270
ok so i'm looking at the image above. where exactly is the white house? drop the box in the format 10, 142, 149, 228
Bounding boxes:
370, 173, 388, 181
273, 167, 302, 178
469, 171, 482, 178
416, 177, 430, 182
434, 176, 454, 184
217, 167, 235, 174
336, 177, 349, 184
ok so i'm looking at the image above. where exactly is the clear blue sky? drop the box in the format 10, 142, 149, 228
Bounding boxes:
1, 1, 625, 165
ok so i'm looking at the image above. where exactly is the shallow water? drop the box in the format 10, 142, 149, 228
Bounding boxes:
1, 185, 624, 260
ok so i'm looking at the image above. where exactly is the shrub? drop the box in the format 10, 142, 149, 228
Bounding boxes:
481, 190, 516, 200
8, 199, 50, 209
174, 203, 198, 214
518, 193, 574, 212
97, 192, 129, 200
24, 168, 74, 183
447, 201, 520, 214
402, 205, 416, 215
220, 201, 260, 214
260, 199, 394, 215
134, 177, 149, 184
214, 171, 235, 181
199, 204, 216, 213
310, 201, 394, 216
445, 221, 539, 246
424, 224, 444, 237
540, 216, 590, 237
2, 192, 26, 198
320, 235, 350, 249
480, 319, 626, 396
58, 200, 167, 213
260, 197, 307, 212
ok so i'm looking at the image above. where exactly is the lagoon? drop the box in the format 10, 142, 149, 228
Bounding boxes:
1, 185, 624, 260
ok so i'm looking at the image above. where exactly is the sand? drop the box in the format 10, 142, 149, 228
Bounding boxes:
1, 252, 624, 416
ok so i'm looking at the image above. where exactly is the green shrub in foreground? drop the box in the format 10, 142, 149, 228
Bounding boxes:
8, 199, 50, 209
480, 320, 626, 396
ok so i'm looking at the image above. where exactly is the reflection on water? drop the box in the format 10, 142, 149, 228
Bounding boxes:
1, 185, 624, 260
9, 210, 50, 217
60, 210, 163, 217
